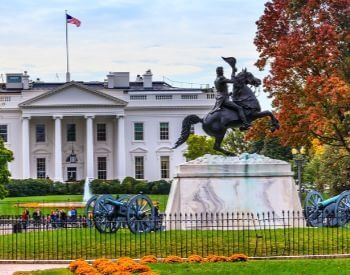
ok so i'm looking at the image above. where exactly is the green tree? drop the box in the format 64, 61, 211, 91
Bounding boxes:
222, 129, 250, 155
250, 137, 293, 162
0, 138, 14, 199
184, 131, 251, 160
302, 155, 322, 190
184, 135, 217, 160
316, 146, 350, 195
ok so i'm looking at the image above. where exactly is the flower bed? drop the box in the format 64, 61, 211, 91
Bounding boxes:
69, 253, 248, 274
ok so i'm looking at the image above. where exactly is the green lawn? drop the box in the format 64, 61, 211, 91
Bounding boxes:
15, 259, 350, 275
0, 194, 169, 215
2, 226, 350, 260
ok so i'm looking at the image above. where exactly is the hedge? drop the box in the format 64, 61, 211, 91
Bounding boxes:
4, 177, 171, 197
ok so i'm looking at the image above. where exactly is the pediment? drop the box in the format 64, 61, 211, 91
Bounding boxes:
156, 146, 173, 153
130, 147, 148, 154
19, 82, 127, 108
96, 147, 112, 153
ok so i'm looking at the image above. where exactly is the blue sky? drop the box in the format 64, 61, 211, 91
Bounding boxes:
0, 0, 272, 108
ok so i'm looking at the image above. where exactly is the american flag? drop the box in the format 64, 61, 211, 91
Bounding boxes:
66, 14, 81, 27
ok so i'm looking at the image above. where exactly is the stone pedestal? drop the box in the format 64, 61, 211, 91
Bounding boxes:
165, 154, 303, 229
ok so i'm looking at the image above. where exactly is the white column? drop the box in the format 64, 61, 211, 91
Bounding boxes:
22, 116, 31, 178
53, 115, 63, 182
117, 115, 126, 180
85, 115, 94, 178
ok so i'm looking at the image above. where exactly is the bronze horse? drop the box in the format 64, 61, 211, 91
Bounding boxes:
173, 69, 280, 156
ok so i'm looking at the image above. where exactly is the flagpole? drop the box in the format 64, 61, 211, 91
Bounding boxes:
65, 10, 70, 82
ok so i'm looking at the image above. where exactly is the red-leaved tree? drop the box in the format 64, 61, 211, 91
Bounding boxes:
253, 0, 350, 152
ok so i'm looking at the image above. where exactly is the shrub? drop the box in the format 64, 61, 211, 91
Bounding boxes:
69, 259, 88, 272
149, 180, 171, 194
140, 255, 157, 264
4, 177, 170, 197
93, 258, 110, 269
163, 255, 183, 263
90, 179, 121, 194
229, 253, 248, 262
4, 179, 84, 197
206, 255, 229, 262
187, 255, 203, 263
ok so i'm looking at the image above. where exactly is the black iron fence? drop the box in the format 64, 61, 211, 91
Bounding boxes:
0, 211, 349, 260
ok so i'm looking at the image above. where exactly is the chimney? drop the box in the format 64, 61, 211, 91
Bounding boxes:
106, 72, 130, 88
114, 72, 129, 88
107, 72, 114, 89
143, 69, 153, 89
22, 71, 30, 90
5, 73, 23, 89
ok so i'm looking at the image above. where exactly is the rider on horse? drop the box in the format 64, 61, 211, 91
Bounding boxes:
210, 66, 251, 130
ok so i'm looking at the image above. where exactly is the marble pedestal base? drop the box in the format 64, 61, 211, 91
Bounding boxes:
165, 154, 303, 229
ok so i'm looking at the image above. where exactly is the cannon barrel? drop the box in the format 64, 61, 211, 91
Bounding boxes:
104, 197, 124, 207
318, 195, 340, 208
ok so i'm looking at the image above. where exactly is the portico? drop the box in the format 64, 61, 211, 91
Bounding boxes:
18, 82, 127, 181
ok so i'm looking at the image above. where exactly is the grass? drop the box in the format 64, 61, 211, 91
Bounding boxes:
1, 225, 350, 260
0, 194, 169, 215
15, 259, 350, 275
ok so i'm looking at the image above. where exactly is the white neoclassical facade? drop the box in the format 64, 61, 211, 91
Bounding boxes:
0, 71, 214, 182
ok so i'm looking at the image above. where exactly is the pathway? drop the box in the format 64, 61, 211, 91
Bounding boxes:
0, 264, 68, 275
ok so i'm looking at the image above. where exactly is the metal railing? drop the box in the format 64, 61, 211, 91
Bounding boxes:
0, 211, 349, 260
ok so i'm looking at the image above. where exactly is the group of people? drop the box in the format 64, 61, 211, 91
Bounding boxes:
20, 207, 84, 229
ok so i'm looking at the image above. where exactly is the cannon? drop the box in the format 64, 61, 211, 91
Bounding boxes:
84, 194, 156, 234
304, 190, 350, 227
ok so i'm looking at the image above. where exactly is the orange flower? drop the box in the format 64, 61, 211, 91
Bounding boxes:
139, 272, 158, 275
69, 259, 87, 272
99, 262, 121, 274
112, 272, 132, 275
75, 264, 99, 275
163, 256, 183, 263
116, 257, 135, 264
187, 255, 203, 263
118, 262, 150, 273
228, 253, 248, 262
140, 255, 157, 264
206, 255, 229, 262
93, 258, 111, 269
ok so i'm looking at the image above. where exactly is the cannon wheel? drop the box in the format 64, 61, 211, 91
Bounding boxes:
126, 194, 155, 234
304, 190, 324, 227
335, 191, 350, 227
93, 194, 121, 233
84, 195, 99, 227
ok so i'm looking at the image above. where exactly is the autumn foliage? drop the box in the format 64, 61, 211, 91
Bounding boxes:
253, 0, 350, 151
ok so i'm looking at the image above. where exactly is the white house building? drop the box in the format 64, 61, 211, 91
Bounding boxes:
0, 70, 215, 182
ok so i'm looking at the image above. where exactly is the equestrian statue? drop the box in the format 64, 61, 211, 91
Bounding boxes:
173, 57, 280, 156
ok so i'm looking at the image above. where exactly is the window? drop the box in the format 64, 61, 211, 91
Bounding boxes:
67, 167, 77, 181
134, 122, 144, 141
97, 124, 106, 141
135, 156, 144, 179
0, 125, 8, 142
160, 156, 170, 179
97, 157, 107, 180
36, 124, 46, 142
190, 125, 195, 135
160, 122, 169, 140
67, 124, 76, 142
37, 158, 46, 179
